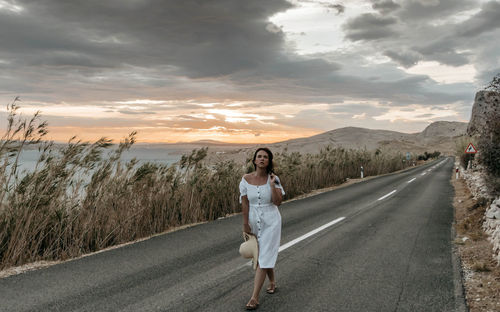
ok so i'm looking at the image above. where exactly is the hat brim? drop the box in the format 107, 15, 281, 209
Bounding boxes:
240, 233, 259, 270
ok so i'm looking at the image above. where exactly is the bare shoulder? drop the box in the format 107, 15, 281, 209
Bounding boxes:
243, 173, 254, 183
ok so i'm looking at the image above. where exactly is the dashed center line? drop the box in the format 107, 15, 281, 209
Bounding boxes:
407, 178, 416, 183
279, 217, 346, 252
378, 190, 396, 201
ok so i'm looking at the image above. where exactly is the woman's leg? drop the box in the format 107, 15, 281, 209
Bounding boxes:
247, 266, 267, 306
266, 268, 276, 293
266, 268, 275, 283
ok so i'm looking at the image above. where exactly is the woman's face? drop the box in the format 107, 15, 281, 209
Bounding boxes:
254, 150, 269, 169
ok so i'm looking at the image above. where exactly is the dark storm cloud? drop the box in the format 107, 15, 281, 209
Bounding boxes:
397, 0, 476, 22
343, 13, 399, 41
0, 0, 494, 127
416, 38, 471, 67
383, 50, 422, 68
0, 0, 292, 78
372, 0, 401, 15
456, 1, 500, 37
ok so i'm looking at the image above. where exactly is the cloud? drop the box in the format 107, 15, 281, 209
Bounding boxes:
327, 3, 345, 14
372, 0, 401, 14
397, 0, 476, 22
456, 1, 500, 37
0, 0, 497, 142
415, 0, 440, 7
343, 13, 399, 41
0, 0, 293, 79
384, 49, 422, 68
298, 1, 345, 14
118, 110, 157, 115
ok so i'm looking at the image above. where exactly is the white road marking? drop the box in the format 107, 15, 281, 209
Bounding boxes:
243, 216, 346, 267
421, 172, 426, 176
279, 217, 346, 252
242, 159, 453, 268
378, 190, 397, 201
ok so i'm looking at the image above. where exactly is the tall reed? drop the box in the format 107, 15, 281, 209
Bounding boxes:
0, 103, 411, 269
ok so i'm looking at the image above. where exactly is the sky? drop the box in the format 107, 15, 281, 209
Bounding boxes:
0, 0, 499, 143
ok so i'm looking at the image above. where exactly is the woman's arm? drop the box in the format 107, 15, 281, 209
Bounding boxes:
242, 195, 251, 233
270, 175, 283, 206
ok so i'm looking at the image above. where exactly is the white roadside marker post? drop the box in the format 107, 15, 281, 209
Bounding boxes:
456, 167, 459, 179
361, 166, 364, 179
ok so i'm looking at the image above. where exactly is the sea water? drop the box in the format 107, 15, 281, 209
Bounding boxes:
5, 145, 188, 176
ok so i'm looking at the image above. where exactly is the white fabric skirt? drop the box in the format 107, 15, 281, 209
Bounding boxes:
249, 203, 281, 268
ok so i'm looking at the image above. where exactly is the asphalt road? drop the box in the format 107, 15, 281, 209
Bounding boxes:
0, 157, 466, 312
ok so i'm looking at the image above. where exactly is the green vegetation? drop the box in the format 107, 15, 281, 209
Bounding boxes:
0, 100, 413, 270
417, 151, 441, 161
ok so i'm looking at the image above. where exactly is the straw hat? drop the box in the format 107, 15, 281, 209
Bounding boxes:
239, 232, 259, 270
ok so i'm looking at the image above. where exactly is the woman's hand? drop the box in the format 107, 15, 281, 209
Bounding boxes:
270, 174, 277, 186
243, 223, 251, 234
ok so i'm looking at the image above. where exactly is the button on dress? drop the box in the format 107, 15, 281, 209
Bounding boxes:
239, 175, 285, 268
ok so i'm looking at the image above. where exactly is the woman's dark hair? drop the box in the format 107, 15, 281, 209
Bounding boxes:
253, 147, 274, 173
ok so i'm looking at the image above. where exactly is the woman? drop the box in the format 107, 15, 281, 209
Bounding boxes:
239, 147, 285, 310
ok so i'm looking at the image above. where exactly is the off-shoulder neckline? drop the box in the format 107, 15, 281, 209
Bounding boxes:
243, 174, 270, 186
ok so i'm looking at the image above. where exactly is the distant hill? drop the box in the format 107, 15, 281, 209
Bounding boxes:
418, 121, 469, 139
264, 121, 467, 154
205, 121, 468, 163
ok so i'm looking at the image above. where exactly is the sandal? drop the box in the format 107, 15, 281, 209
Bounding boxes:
245, 298, 259, 310
266, 283, 277, 294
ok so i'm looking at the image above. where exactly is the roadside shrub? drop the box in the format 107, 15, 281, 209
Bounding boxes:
417, 151, 441, 161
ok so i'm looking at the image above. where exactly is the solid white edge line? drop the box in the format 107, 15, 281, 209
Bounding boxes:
378, 190, 396, 201
407, 178, 416, 183
279, 217, 346, 253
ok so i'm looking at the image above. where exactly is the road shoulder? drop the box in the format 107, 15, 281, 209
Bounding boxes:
452, 171, 500, 311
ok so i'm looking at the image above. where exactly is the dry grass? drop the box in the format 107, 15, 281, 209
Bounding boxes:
0, 101, 416, 270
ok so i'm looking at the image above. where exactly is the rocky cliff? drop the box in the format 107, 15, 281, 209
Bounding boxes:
467, 90, 500, 136
464, 89, 500, 265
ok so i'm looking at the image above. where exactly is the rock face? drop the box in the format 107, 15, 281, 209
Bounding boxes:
463, 89, 500, 265
467, 90, 500, 136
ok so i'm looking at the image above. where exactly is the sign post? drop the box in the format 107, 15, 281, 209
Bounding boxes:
465, 143, 477, 154
464, 143, 477, 170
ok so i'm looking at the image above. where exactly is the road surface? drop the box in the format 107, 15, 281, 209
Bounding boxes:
0, 157, 466, 311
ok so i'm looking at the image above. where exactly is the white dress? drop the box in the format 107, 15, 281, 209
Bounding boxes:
239, 175, 285, 268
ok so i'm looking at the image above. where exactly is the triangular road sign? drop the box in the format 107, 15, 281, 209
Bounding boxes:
465, 143, 477, 154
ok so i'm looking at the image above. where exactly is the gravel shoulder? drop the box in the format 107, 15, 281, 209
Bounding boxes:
452, 172, 500, 312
